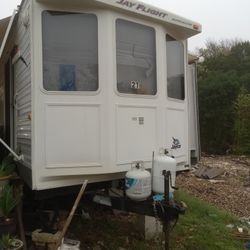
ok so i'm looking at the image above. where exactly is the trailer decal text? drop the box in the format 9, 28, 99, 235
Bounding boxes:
116, 0, 168, 18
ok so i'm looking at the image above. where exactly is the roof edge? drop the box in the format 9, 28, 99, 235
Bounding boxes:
94, 0, 202, 34
0, 10, 17, 60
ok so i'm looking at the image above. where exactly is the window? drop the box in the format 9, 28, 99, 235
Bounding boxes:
166, 35, 185, 100
116, 19, 156, 95
42, 11, 98, 91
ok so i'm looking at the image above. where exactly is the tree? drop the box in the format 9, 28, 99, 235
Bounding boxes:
234, 88, 250, 154
198, 70, 239, 153
197, 40, 250, 154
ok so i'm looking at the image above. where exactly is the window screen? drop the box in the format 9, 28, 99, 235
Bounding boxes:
116, 19, 156, 95
42, 11, 98, 91
166, 35, 185, 100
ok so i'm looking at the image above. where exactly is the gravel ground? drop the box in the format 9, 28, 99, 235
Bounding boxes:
176, 155, 250, 218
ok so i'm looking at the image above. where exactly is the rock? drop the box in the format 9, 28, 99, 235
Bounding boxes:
125, 237, 129, 244
208, 180, 225, 184
180, 201, 188, 209
32, 229, 61, 250
81, 209, 91, 220
97, 241, 105, 247
93, 245, 102, 250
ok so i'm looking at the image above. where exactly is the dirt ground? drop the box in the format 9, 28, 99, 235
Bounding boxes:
176, 155, 250, 218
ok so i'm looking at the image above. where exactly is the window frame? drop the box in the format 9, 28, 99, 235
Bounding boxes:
166, 35, 186, 102
40, 10, 100, 95
114, 17, 158, 99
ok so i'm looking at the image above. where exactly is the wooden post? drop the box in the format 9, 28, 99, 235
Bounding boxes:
16, 200, 27, 250
55, 180, 88, 250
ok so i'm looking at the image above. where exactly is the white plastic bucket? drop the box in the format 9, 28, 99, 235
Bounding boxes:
58, 239, 80, 250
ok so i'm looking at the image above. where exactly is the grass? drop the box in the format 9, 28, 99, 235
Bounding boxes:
172, 190, 245, 250
68, 190, 245, 250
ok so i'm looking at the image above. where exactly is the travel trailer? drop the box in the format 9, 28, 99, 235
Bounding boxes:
0, 0, 201, 191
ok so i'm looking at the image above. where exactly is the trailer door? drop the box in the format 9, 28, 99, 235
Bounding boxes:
165, 35, 188, 169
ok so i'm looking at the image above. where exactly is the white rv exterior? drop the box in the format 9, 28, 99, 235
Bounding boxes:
188, 55, 200, 164
0, 0, 201, 190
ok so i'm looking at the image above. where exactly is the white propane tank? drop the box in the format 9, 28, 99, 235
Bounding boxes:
152, 154, 177, 194
125, 162, 151, 201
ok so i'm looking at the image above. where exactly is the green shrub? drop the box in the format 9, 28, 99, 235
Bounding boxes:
0, 185, 20, 218
0, 234, 15, 249
0, 155, 16, 178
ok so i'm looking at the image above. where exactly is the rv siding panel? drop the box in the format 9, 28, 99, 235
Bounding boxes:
14, 1, 32, 169
15, 68, 31, 90
15, 54, 30, 78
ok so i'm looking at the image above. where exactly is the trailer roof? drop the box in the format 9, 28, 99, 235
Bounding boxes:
0, 12, 17, 60
36, 0, 202, 39
0, 17, 11, 47
0, 0, 202, 60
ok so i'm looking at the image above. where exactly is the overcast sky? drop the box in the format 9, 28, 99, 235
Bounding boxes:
1, 0, 250, 52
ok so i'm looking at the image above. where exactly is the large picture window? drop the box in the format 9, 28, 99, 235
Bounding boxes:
166, 35, 185, 100
116, 19, 157, 95
42, 11, 98, 91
